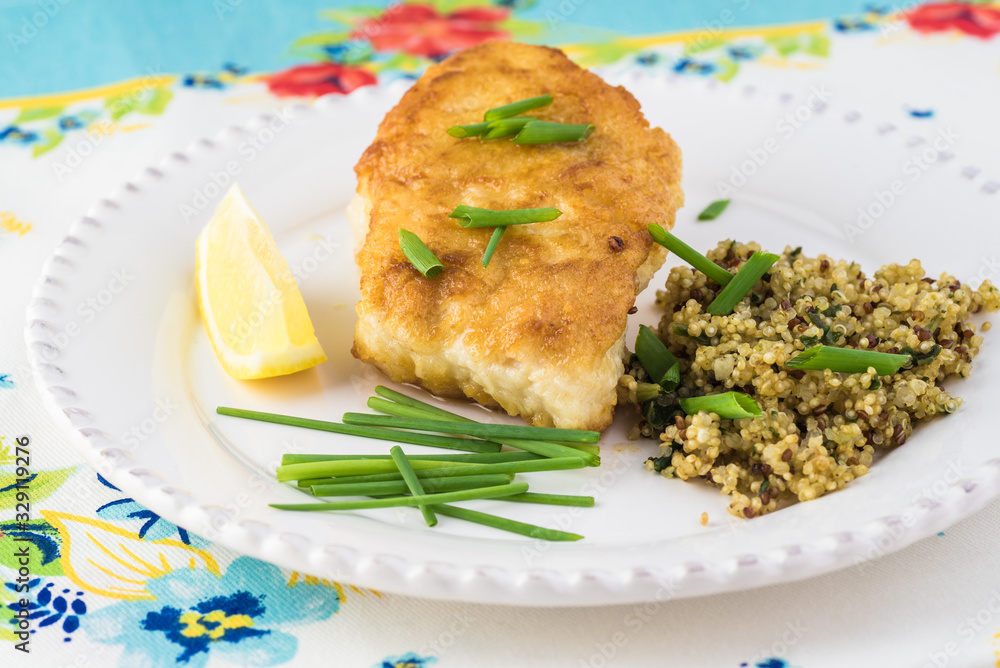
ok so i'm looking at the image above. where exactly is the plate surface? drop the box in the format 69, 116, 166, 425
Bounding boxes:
26, 73, 1000, 606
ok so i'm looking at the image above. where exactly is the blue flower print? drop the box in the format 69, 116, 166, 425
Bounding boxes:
83, 556, 340, 667
5, 581, 87, 642
95, 474, 204, 545
376, 652, 438, 668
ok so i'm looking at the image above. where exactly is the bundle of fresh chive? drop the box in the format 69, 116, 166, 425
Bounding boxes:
217, 386, 601, 541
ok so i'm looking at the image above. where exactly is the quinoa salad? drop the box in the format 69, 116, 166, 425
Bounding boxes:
619, 240, 1000, 518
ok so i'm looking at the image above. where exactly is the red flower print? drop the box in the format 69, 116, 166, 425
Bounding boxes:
906, 2, 1000, 39
265, 63, 377, 97
352, 2, 510, 59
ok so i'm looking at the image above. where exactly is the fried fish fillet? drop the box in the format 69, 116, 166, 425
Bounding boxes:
350, 41, 683, 431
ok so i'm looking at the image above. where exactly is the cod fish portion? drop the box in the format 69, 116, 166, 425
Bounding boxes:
350, 41, 683, 431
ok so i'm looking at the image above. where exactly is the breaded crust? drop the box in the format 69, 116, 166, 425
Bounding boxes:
352, 41, 683, 431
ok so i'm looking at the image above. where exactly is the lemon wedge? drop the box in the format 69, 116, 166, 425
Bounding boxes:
195, 184, 326, 379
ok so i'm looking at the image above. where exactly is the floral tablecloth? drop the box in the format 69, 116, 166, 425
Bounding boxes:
4, 1, 1000, 666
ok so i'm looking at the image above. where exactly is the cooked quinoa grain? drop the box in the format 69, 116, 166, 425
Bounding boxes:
623, 241, 1000, 518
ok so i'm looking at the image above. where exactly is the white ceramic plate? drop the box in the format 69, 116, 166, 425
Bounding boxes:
26, 73, 1000, 606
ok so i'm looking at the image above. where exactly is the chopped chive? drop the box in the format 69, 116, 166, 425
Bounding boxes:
513, 121, 594, 144
216, 407, 502, 453
284, 452, 542, 466
447, 122, 491, 138
399, 229, 444, 278
646, 224, 733, 286
679, 392, 762, 419
697, 199, 731, 221
635, 325, 680, 390
484, 116, 537, 140
784, 345, 909, 375
483, 94, 552, 122
433, 504, 582, 541
310, 474, 513, 498
390, 446, 437, 526
270, 483, 528, 511
276, 459, 474, 483
706, 251, 780, 315
635, 382, 663, 403
501, 493, 594, 507
482, 226, 504, 267
341, 413, 600, 444
433, 503, 583, 541
449, 205, 563, 229
368, 396, 445, 420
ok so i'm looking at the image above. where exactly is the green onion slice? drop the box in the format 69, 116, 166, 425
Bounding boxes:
679, 392, 762, 419
341, 413, 600, 444
399, 228, 443, 278
300, 457, 584, 487
706, 251, 780, 315
449, 205, 562, 229
513, 121, 594, 144
483, 94, 552, 122
635, 325, 680, 391
433, 503, 582, 541
217, 407, 501, 453
697, 199, 731, 221
784, 345, 909, 375
447, 122, 491, 138
270, 483, 528, 511
646, 224, 733, 286
390, 446, 437, 526
484, 116, 537, 140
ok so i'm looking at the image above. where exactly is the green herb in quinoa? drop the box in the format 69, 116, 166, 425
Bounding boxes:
619, 240, 1000, 518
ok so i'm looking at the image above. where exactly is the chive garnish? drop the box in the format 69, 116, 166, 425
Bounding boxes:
697, 199, 731, 221
369, 388, 600, 462
390, 446, 437, 526
216, 407, 502, 453
340, 413, 600, 444
449, 205, 563, 229
310, 474, 512, 498
635, 325, 680, 390
432, 504, 583, 541
276, 459, 474, 483
513, 121, 594, 144
447, 122, 491, 138
646, 224, 734, 286
784, 345, 909, 375
483, 94, 553, 122
501, 493, 595, 507
306, 458, 585, 489
706, 251, 780, 315
270, 483, 528, 511
482, 226, 504, 267
484, 116, 537, 140
679, 392, 762, 419
283, 452, 542, 466
399, 228, 443, 278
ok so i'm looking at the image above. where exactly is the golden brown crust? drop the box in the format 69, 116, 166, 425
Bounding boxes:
352, 41, 683, 430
